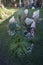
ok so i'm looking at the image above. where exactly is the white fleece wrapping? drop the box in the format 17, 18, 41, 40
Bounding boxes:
9, 16, 17, 23
24, 9, 28, 15
32, 10, 40, 19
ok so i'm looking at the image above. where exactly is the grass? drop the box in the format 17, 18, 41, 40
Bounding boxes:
0, 7, 19, 23
0, 8, 43, 65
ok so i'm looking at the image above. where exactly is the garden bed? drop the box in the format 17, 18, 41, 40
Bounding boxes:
0, 8, 43, 65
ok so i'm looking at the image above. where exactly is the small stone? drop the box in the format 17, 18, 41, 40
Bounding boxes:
32, 7, 35, 9
25, 18, 33, 25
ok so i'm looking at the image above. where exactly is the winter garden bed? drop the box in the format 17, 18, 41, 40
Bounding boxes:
0, 8, 43, 65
